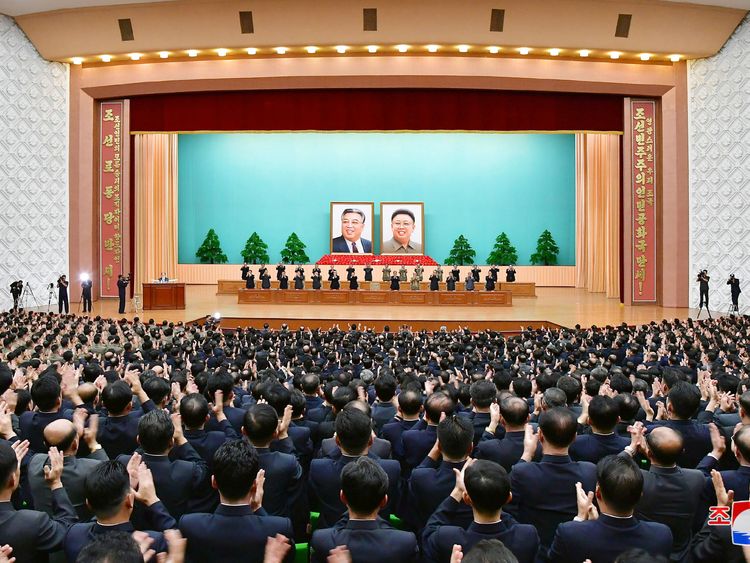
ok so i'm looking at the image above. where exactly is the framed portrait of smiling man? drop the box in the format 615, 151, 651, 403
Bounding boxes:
380, 202, 425, 255
330, 202, 374, 254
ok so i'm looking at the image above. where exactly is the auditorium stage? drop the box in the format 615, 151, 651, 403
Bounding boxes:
55, 286, 698, 331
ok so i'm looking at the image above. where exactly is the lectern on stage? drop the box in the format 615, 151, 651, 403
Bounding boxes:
142, 283, 186, 310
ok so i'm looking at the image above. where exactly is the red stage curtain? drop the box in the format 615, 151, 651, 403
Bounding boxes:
130, 89, 624, 133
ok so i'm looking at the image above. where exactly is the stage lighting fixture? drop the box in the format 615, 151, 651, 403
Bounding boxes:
549, 48, 560, 56
639, 53, 651, 61
518, 47, 530, 55
100, 55, 112, 62
669, 54, 681, 62
426, 45, 439, 53
129, 53, 141, 61
187, 50, 199, 57
80, 273, 90, 281
72, 57, 83, 65
367, 45, 378, 53
159, 52, 169, 59
212, 312, 221, 320
335, 45, 348, 54
579, 50, 590, 57
396, 44, 409, 53
275, 47, 288, 54
217, 48, 228, 57
246, 48, 258, 55
306, 46, 318, 54
609, 51, 621, 59
487, 46, 500, 54
457, 45, 470, 53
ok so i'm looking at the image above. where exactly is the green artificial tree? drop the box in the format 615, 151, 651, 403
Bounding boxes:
487, 232, 519, 265
445, 235, 476, 266
280, 232, 310, 264
241, 232, 270, 264
530, 229, 560, 265
195, 228, 228, 264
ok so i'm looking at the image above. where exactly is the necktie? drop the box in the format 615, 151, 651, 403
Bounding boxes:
351, 242, 359, 253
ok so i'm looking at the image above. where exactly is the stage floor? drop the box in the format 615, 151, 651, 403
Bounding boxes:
50, 285, 699, 330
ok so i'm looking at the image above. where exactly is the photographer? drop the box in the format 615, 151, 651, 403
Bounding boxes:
728, 274, 741, 313
57, 274, 69, 314
117, 273, 130, 314
697, 269, 711, 318
81, 277, 93, 313
9, 280, 22, 310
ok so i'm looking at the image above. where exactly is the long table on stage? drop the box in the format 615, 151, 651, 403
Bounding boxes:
238, 288, 512, 306
143, 283, 186, 310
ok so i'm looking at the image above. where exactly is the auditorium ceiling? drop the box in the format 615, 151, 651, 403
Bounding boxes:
1, 0, 747, 64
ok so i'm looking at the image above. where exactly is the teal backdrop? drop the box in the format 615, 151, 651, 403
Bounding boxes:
177, 133, 576, 264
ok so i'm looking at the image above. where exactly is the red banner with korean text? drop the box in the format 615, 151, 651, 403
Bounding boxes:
100, 101, 124, 297
631, 100, 657, 303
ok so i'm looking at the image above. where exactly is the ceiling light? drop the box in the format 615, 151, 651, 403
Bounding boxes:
217, 48, 228, 57
579, 50, 590, 58
274, 47, 288, 55
100, 55, 111, 63
639, 53, 651, 61
130, 53, 141, 61
159, 51, 169, 59
609, 51, 621, 59
71, 57, 83, 65
187, 50, 198, 57
488, 46, 500, 54
396, 44, 409, 53
669, 54, 681, 62
457, 45, 470, 53
246, 48, 257, 55
549, 48, 560, 56
426, 44, 439, 53
367, 45, 378, 53
518, 47, 530, 55
305, 46, 318, 54
335, 45, 348, 54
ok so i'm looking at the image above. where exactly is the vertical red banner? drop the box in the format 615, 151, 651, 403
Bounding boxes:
631, 100, 657, 303
100, 101, 124, 297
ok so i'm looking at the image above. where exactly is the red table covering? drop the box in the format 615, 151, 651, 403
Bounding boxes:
315, 254, 439, 266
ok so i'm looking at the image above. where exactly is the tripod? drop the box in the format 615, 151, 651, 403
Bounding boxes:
21, 283, 40, 311
46, 285, 56, 313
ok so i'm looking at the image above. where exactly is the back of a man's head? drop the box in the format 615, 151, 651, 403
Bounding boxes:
398, 389, 423, 416
539, 407, 577, 449
205, 371, 233, 403
425, 391, 456, 424
301, 374, 320, 395
76, 531, 144, 563
341, 456, 388, 515
464, 460, 511, 515
0, 441, 18, 491
180, 393, 209, 429
596, 455, 643, 514
542, 388, 567, 410
143, 377, 170, 406
335, 406, 372, 455
733, 425, 750, 462
43, 419, 78, 453
101, 380, 133, 415
462, 539, 519, 563
243, 404, 278, 445
556, 376, 582, 406
499, 397, 529, 428
331, 385, 357, 413
437, 415, 474, 460
137, 410, 174, 454
31, 375, 61, 411
667, 381, 700, 420
264, 383, 291, 417
614, 393, 640, 422
588, 396, 619, 432
374, 373, 397, 402
645, 427, 684, 467
212, 439, 260, 502
84, 461, 131, 519
470, 380, 497, 409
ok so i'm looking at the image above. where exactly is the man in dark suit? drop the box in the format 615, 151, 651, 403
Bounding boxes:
372, 373, 398, 434
180, 391, 238, 512
64, 460, 173, 561
547, 455, 672, 562
242, 404, 303, 520
423, 459, 540, 563
262, 383, 314, 467
504, 408, 597, 549
204, 372, 246, 434
696, 423, 750, 517
301, 374, 324, 412
309, 407, 401, 527
381, 390, 423, 464
57, 274, 69, 313
116, 409, 208, 520
0, 442, 78, 562
311, 457, 418, 563
460, 380, 500, 445
569, 396, 630, 464
97, 373, 156, 459
19, 374, 80, 453
331, 208, 372, 253
116, 274, 129, 314
402, 392, 455, 473
28, 416, 108, 520
179, 439, 294, 563
408, 415, 474, 531
81, 276, 93, 313
474, 397, 541, 473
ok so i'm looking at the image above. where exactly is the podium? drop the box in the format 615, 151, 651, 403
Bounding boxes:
142, 283, 186, 310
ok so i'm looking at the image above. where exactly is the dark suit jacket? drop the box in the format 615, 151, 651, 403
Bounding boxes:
569, 432, 630, 464
97, 400, 156, 459
547, 514, 673, 563
331, 236, 373, 253
402, 424, 438, 473
255, 443, 304, 518
505, 454, 597, 549
63, 501, 174, 562
381, 419, 421, 463
205, 406, 246, 434
634, 464, 705, 561
422, 497, 539, 563
318, 437, 391, 460
184, 421, 239, 513
309, 454, 401, 528
647, 420, 712, 468
19, 411, 73, 454
283, 425, 314, 468
407, 458, 472, 532
307, 405, 334, 424
305, 395, 324, 413
473, 430, 542, 473
691, 519, 745, 563
311, 518, 418, 563
179, 505, 294, 563
117, 442, 208, 520
0, 488, 77, 563
458, 411, 501, 445
372, 402, 397, 434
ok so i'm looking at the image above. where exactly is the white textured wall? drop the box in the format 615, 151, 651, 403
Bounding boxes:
0, 15, 68, 310
689, 14, 750, 313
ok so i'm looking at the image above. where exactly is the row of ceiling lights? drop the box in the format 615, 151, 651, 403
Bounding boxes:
71, 44, 682, 64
